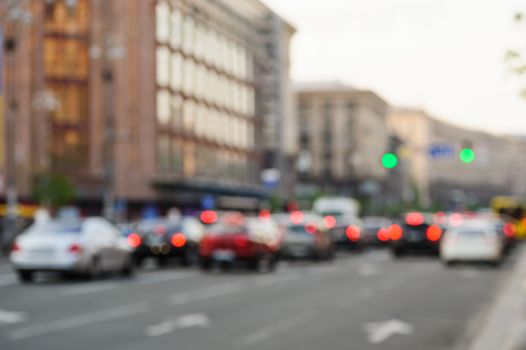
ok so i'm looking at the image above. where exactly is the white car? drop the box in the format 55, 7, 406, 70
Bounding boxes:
440, 221, 503, 266
10, 217, 135, 282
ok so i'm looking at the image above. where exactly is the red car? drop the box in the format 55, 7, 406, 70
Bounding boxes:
199, 215, 281, 272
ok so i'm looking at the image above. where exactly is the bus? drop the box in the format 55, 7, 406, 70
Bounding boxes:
490, 196, 526, 239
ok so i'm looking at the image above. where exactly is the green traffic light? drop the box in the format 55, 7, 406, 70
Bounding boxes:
381, 152, 398, 169
459, 148, 475, 164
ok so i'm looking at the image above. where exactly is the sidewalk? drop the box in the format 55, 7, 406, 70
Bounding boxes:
469, 245, 526, 350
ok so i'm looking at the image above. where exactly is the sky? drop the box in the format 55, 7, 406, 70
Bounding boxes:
263, 0, 526, 136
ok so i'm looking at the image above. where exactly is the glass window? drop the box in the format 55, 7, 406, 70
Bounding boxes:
157, 90, 171, 125
156, 47, 170, 86
183, 100, 195, 132
183, 16, 194, 54
170, 9, 182, 49
156, 2, 170, 44
172, 94, 183, 130
183, 59, 194, 95
158, 134, 171, 173
170, 52, 182, 91
172, 139, 183, 174
183, 142, 195, 176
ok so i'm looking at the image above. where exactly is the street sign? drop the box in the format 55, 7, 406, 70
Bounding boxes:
427, 143, 455, 159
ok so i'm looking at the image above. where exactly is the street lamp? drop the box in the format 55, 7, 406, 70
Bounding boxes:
2, 0, 32, 252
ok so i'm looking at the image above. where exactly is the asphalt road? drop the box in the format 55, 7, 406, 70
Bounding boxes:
0, 249, 514, 350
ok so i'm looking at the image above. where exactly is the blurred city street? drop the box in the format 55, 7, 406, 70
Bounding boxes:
0, 249, 518, 350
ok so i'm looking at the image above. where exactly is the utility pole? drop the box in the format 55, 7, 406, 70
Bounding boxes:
2, 0, 31, 252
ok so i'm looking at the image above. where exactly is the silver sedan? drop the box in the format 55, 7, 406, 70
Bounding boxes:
10, 217, 135, 283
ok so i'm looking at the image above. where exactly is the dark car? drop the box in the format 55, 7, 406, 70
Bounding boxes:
198, 215, 282, 272
331, 216, 364, 251
361, 216, 393, 247
391, 212, 444, 257
274, 212, 334, 261
130, 217, 205, 267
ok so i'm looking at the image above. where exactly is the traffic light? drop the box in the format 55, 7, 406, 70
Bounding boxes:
381, 152, 398, 169
459, 142, 475, 164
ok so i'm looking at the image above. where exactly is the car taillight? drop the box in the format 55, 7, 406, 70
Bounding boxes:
171, 233, 186, 248
68, 243, 83, 254
323, 216, 337, 229
258, 210, 271, 220
290, 211, 304, 224
11, 242, 21, 252
127, 233, 142, 248
426, 225, 442, 242
346, 226, 361, 241
305, 224, 317, 234
406, 212, 424, 226
503, 223, 516, 238
377, 228, 389, 242
200, 210, 218, 224
388, 224, 403, 241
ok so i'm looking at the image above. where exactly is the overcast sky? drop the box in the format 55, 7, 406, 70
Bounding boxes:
263, 0, 526, 136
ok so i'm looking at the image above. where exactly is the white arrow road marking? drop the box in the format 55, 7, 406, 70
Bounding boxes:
146, 313, 210, 337
0, 309, 27, 325
364, 319, 414, 344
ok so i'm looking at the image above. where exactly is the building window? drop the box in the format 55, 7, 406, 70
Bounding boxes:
157, 90, 171, 126
156, 2, 170, 44
156, 47, 170, 87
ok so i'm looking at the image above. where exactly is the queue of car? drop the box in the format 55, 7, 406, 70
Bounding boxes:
8, 201, 519, 283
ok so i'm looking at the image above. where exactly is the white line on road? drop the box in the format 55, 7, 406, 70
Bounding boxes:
170, 281, 247, 306
0, 309, 27, 325
8, 302, 149, 341
235, 311, 316, 348
146, 313, 210, 337
253, 273, 300, 287
62, 283, 118, 296
138, 271, 197, 285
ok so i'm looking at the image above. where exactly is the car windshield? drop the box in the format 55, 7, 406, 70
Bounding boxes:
454, 229, 489, 237
208, 223, 247, 235
32, 220, 82, 234
288, 225, 312, 235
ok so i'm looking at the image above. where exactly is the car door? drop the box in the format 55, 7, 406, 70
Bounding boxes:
84, 218, 117, 271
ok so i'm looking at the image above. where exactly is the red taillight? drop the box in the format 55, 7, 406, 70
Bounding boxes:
68, 243, 83, 254
171, 233, 186, 248
426, 225, 442, 242
406, 212, 424, 226
346, 225, 361, 241
503, 223, 516, 238
377, 228, 390, 242
258, 209, 271, 220
200, 210, 218, 225
388, 224, 403, 241
290, 211, 304, 224
305, 224, 317, 234
234, 236, 249, 248
11, 242, 21, 252
323, 216, 337, 229
127, 233, 142, 248
449, 213, 463, 227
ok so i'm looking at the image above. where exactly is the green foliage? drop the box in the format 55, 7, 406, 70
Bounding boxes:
32, 173, 75, 209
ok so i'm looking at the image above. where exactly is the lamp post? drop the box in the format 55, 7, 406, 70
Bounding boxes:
2, 0, 31, 253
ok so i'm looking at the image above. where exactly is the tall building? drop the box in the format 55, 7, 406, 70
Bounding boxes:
295, 82, 390, 200
1, 0, 294, 214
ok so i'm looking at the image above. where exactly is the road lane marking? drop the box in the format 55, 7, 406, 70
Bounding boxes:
0, 310, 27, 325
235, 311, 315, 348
62, 283, 118, 296
253, 273, 300, 287
364, 319, 414, 344
146, 313, 210, 337
9, 302, 149, 341
170, 282, 247, 306
138, 271, 197, 285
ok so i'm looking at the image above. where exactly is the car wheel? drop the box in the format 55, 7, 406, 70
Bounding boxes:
88, 258, 102, 280
120, 256, 135, 278
199, 258, 212, 272
219, 261, 232, 272
17, 270, 34, 283
181, 248, 198, 267
392, 248, 405, 258
248, 259, 260, 272
134, 256, 145, 269
157, 256, 169, 268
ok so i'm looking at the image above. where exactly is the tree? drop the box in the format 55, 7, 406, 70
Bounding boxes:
505, 12, 526, 98
32, 173, 75, 209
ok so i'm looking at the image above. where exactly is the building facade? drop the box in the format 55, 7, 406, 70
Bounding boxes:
1, 0, 294, 214
295, 82, 391, 201
388, 107, 526, 208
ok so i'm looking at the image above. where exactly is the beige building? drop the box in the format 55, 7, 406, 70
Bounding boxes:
388, 107, 526, 207
295, 82, 390, 196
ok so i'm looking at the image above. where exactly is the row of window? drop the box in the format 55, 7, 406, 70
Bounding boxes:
157, 137, 255, 184
157, 91, 254, 149
44, 0, 90, 34
156, 2, 252, 80
156, 48, 255, 116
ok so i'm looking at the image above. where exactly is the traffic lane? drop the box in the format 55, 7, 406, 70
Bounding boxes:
1, 251, 438, 350
251, 259, 507, 350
